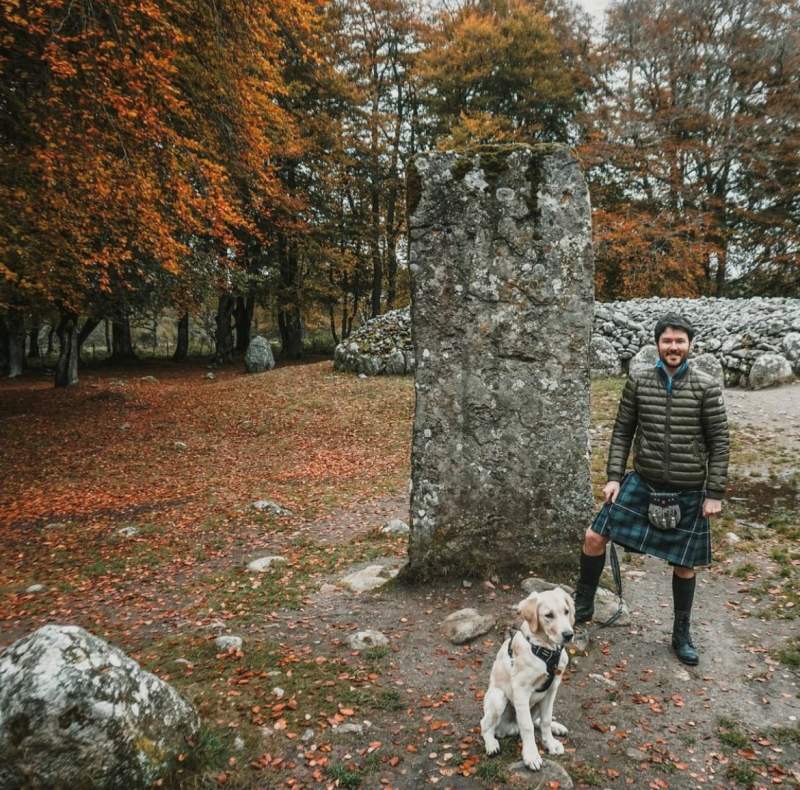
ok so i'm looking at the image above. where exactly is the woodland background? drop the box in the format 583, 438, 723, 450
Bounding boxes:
2, 0, 799, 384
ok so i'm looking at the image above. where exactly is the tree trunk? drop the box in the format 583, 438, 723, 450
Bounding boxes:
385, 83, 404, 311
234, 295, 254, 353
174, 312, 189, 361
215, 293, 236, 362
104, 320, 111, 354
0, 316, 8, 374
277, 237, 304, 359
715, 246, 727, 296
112, 314, 136, 360
4, 314, 25, 377
47, 325, 56, 355
385, 199, 399, 311
278, 309, 303, 359
28, 323, 40, 358
370, 181, 382, 318
55, 312, 79, 387
328, 304, 339, 347
78, 317, 102, 350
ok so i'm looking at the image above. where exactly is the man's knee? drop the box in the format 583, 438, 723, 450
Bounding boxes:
672, 565, 696, 579
583, 528, 608, 555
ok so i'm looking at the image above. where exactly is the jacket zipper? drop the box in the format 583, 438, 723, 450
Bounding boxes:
664, 390, 672, 481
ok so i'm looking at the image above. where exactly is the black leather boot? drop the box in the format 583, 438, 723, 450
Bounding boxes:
671, 611, 699, 665
574, 582, 597, 624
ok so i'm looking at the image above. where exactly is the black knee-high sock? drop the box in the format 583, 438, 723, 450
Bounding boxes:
578, 550, 606, 588
672, 573, 696, 613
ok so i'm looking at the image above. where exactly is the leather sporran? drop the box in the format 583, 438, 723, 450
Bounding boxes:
648, 492, 681, 530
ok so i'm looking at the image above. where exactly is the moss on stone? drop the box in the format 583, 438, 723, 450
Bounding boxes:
442, 142, 567, 201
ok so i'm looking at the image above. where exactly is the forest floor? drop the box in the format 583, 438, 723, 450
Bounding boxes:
1, 361, 798, 790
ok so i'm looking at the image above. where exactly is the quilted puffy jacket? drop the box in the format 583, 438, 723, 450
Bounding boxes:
606, 363, 730, 499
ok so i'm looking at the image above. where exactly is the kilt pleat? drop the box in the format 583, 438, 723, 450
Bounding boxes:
590, 472, 711, 568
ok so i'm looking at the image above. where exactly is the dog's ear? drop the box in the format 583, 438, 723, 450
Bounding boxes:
563, 588, 576, 625
518, 593, 539, 633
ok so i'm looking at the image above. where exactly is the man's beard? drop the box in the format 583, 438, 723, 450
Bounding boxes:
659, 349, 689, 369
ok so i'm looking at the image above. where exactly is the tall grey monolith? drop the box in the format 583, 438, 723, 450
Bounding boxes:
405, 144, 594, 580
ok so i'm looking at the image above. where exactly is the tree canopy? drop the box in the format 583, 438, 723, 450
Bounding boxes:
1, 0, 798, 383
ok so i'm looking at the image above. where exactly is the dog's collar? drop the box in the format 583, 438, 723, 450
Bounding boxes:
507, 630, 563, 692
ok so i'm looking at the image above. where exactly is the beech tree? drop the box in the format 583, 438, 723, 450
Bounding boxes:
419, 0, 592, 145
584, 0, 800, 297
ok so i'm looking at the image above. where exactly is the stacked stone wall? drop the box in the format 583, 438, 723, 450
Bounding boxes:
334, 297, 800, 388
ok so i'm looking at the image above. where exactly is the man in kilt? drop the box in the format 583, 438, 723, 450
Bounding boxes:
574, 314, 730, 665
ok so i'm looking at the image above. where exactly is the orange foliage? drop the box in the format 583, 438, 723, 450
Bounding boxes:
0, 0, 323, 313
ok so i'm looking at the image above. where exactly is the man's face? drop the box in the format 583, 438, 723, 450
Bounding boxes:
657, 327, 691, 371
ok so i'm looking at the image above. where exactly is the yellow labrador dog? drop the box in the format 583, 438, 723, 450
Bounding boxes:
480, 588, 575, 770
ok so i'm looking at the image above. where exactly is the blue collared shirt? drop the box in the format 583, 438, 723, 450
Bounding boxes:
655, 358, 688, 395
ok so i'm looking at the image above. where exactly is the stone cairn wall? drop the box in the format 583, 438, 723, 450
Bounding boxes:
403, 144, 593, 580
334, 297, 800, 388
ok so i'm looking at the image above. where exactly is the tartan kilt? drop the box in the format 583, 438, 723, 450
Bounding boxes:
590, 472, 712, 568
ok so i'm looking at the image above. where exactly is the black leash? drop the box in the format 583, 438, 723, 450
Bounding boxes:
588, 542, 625, 630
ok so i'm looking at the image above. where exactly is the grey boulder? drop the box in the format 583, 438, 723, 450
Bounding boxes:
245, 336, 276, 373
782, 332, 800, 372
690, 353, 725, 389
590, 336, 621, 378
748, 353, 794, 389
628, 344, 659, 376
0, 624, 199, 790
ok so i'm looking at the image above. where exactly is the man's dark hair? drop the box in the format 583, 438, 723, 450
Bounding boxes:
654, 314, 695, 343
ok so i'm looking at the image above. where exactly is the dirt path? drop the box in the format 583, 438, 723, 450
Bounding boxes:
258, 384, 800, 789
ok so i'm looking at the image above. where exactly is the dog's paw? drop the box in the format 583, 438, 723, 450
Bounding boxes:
496, 721, 519, 737
483, 736, 501, 757
545, 739, 565, 756
522, 749, 543, 771
550, 721, 569, 737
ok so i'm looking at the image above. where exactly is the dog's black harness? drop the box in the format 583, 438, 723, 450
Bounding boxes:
507, 630, 563, 692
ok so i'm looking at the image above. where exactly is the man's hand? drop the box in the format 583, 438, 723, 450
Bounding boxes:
703, 498, 722, 517
603, 481, 620, 504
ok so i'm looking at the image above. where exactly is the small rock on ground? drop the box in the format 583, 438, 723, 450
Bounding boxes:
215, 636, 243, 651
507, 759, 574, 788
339, 564, 399, 593
251, 499, 293, 516
381, 518, 409, 535
332, 723, 364, 736
348, 629, 389, 651
521, 578, 574, 596
247, 556, 287, 573
442, 608, 496, 644
25, 584, 45, 593
594, 586, 631, 624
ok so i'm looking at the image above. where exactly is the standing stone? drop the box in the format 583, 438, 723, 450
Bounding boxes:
244, 336, 276, 373
404, 145, 593, 579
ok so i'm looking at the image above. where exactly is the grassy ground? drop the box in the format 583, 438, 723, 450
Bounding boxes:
1, 363, 798, 789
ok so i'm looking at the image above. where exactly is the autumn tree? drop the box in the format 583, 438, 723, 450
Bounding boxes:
1, 1, 236, 381
418, 0, 592, 146
0, 0, 332, 378
583, 0, 800, 298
